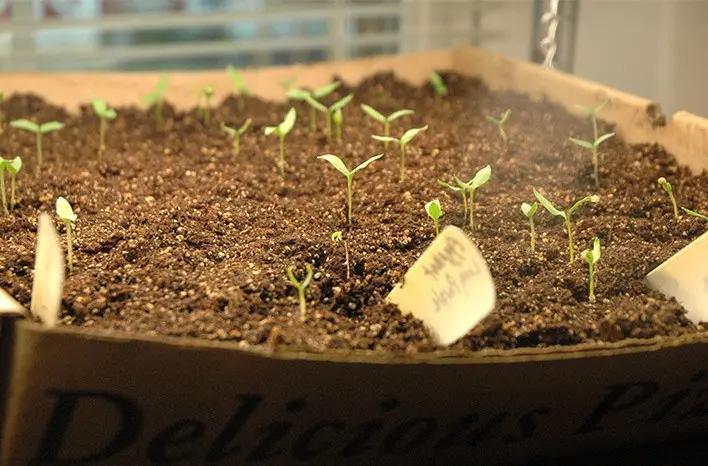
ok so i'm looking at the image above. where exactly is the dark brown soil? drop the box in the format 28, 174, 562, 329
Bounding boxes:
1, 71, 707, 354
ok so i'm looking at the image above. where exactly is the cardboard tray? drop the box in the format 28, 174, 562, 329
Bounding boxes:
1, 46, 708, 465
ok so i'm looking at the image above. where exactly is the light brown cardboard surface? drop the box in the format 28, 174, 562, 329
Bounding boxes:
1, 46, 708, 464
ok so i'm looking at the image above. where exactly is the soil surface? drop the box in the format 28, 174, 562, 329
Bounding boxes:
1, 72, 707, 354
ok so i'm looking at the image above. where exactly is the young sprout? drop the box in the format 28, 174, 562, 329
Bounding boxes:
305, 93, 353, 142
372, 125, 428, 182
429, 71, 448, 103
0, 158, 8, 215
437, 165, 491, 231
437, 176, 470, 222
682, 207, 708, 221
286, 264, 314, 322
583, 237, 601, 303
568, 132, 615, 188
333, 108, 344, 143
10, 119, 65, 167
521, 201, 538, 252
425, 199, 443, 236
331, 231, 350, 280
198, 85, 215, 125
5, 156, 21, 211
220, 118, 252, 157
360, 104, 414, 149
576, 99, 608, 141
533, 189, 599, 263
226, 65, 249, 111
288, 81, 341, 132
141, 74, 169, 127
318, 153, 383, 227
91, 97, 117, 153
485, 109, 511, 149
56, 197, 77, 273
264, 108, 297, 178
658, 177, 679, 219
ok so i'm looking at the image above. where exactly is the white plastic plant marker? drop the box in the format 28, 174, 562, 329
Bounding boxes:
30, 213, 65, 327
387, 225, 496, 346
645, 230, 708, 323
0, 288, 25, 316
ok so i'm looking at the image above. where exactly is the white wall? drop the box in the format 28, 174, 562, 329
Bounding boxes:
479, 0, 708, 118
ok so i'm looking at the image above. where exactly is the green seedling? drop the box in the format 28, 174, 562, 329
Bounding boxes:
264, 108, 297, 178
372, 125, 428, 182
305, 93, 353, 142
534, 189, 599, 263
227, 65, 249, 111
220, 118, 252, 157
286, 264, 314, 322
142, 74, 169, 127
333, 108, 344, 143
437, 165, 491, 231
198, 85, 215, 125
568, 132, 615, 188
429, 71, 448, 103
318, 153, 383, 227
331, 231, 350, 280
521, 201, 538, 252
576, 99, 608, 141
91, 97, 117, 153
425, 199, 443, 236
360, 104, 414, 150
56, 196, 77, 273
288, 81, 341, 132
583, 237, 601, 303
658, 177, 679, 219
682, 207, 708, 221
0, 158, 8, 215
486, 109, 511, 149
10, 119, 64, 167
5, 156, 21, 211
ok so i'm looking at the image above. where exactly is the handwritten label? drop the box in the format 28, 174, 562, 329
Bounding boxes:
387, 226, 496, 346
645, 230, 708, 323
30, 213, 65, 327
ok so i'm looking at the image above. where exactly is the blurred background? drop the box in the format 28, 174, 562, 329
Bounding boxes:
1, 0, 706, 118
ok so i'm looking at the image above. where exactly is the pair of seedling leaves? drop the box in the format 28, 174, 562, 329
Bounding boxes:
437, 165, 492, 231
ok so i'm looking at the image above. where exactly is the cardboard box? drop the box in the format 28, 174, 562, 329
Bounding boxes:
1, 46, 708, 465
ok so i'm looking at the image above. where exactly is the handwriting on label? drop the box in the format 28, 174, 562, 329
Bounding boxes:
645, 230, 708, 323
387, 226, 496, 346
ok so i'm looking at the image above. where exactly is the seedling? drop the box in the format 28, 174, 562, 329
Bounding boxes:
682, 207, 708, 221
318, 153, 383, 227
227, 65, 249, 111
333, 108, 344, 143
425, 199, 443, 236
583, 237, 601, 303
372, 125, 428, 182
5, 156, 21, 211
10, 119, 64, 167
486, 109, 511, 149
568, 132, 615, 188
533, 189, 599, 263
305, 93, 353, 142
429, 71, 448, 103
331, 231, 350, 280
576, 99, 608, 141
288, 81, 341, 132
91, 97, 117, 153
658, 177, 679, 219
0, 158, 8, 215
286, 264, 314, 322
198, 85, 215, 125
437, 165, 491, 231
521, 201, 538, 252
220, 118, 252, 156
141, 74, 169, 126
360, 104, 414, 149
264, 107, 297, 178
56, 197, 77, 273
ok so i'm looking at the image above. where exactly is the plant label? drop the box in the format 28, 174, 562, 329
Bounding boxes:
0, 288, 24, 316
645, 230, 708, 323
387, 225, 496, 346
30, 213, 65, 327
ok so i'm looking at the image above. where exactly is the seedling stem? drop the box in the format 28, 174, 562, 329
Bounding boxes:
583, 237, 601, 303
568, 132, 615, 188
56, 197, 77, 273
286, 265, 314, 322
521, 201, 538, 252
372, 125, 428, 182
658, 177, 679, 219
332, 231, 350, 280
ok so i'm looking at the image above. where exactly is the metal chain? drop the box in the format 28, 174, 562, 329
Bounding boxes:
539, 0, 560, 68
